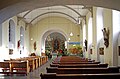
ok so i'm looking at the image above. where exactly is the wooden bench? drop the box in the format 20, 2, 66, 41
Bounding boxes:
58, 63, 108, 68
50, 63, 108, 68
0, 62, 10, 75
46, 66, 119, 74
40, 73, 120, 79
10, 60, 30, 75
59, 56, 92, 62
52, 61, 100, 64
0, 60, 30, 75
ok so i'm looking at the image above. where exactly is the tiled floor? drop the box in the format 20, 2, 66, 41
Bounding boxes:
0, 58, 54, 79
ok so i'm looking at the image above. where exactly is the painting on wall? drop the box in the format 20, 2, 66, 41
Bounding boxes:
34, 41, 37, 51
118, 46, 120, 56
9, 49, 13, 55
90, 49, 92, 54
99, 47, 104, 55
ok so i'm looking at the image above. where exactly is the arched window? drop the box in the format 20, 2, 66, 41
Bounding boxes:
20, 26, 24, 53
9, 19, 15, 49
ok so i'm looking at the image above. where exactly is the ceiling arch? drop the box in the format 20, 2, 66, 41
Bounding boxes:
0, 0, 120, 24
29, 11, 77, 24
23, 5, 83, 18
18, 5, 88, 24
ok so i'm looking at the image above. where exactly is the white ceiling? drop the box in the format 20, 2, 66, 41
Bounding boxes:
17, 5, 89, 25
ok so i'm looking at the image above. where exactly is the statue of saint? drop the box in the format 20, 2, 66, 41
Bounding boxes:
102, 28, 109, 48
84, 39, 87, 51
54, 38, 59, 51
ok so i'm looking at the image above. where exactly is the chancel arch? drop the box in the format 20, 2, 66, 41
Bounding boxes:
41, 29, 68, 56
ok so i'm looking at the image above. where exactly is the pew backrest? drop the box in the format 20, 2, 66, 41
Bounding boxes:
40, 73, 120, 79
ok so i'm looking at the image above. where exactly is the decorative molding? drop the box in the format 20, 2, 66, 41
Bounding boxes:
82, 6, 93, 17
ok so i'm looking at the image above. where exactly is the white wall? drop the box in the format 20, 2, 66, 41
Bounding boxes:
0, 16, 30, 61
96, 7, 104, 63
112, 10, 120, 66
103, 8, 113, 66
0, 24, 2, 46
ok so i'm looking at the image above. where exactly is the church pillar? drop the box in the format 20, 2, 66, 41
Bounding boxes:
103, 8, 113, 66
92, 7, 98, 61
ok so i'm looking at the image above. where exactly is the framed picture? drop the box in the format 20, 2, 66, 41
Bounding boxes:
99, 47, 104, 55
118, 46, 120, 56
9, 49, 13, 55
90, 49, 92, 54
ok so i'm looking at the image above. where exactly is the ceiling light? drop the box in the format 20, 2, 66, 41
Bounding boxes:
20, 34, 23, 36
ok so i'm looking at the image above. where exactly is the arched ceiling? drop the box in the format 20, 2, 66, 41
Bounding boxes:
17, 5, 89, 24
0, 0, 120, 24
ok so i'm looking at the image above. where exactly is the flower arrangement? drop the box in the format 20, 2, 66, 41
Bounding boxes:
69, 45, 83, 57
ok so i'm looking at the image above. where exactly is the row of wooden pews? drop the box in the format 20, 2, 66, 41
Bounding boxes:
40, 56, 120, 79
0, 55, 48, 75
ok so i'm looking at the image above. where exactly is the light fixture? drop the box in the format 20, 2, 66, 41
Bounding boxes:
70, 32, 73, 36
31, 38, 33, 41
20, 34, 23, 37
68, 38, 71, 40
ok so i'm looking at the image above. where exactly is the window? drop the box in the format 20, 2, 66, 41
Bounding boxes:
20, 26, 24, 52
9, 19, 15, 49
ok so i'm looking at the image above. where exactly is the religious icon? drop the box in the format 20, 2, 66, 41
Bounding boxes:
99, 47, 104, 55
102, 27, 109, 48
34, 41, 37, 51
17, 40, 20, 49
84, 39, 87, 51
54, 38, 59, 51
118, 46, 120, 56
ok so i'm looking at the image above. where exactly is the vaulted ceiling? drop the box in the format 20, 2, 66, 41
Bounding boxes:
0, 0, 120, 24
17, 5, 89, 25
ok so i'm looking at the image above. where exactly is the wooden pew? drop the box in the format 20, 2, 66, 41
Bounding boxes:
59, 56, 91, 62
0, 60, 30, 75
52, 61, 100, 64
46, 67, 119, 74
51, 57, 101, 67
52, 56, 99, 65
50, 63, 108, 68
40, 73, 120, 79
58, 63, 108, 68
0, 62, 10, 75
46, 66, 119, 74
10, 60, 30, 75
